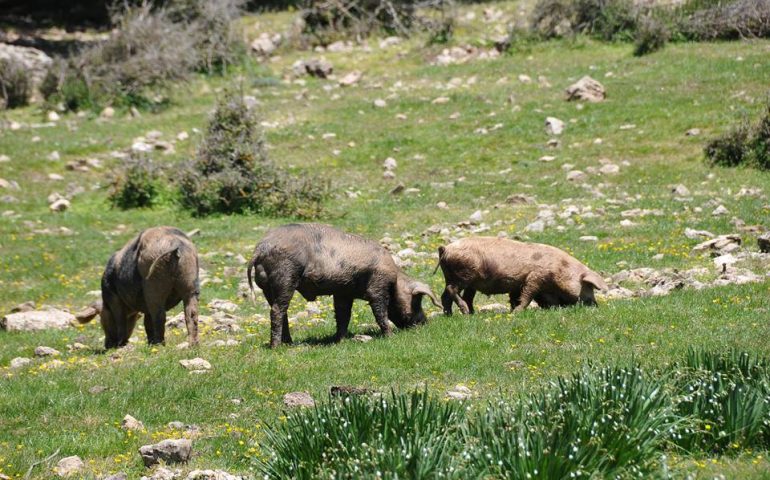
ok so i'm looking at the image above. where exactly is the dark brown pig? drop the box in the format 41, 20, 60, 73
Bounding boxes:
436, 237, 608, 315
247, 224, 440, 348
76, 226, 200, 348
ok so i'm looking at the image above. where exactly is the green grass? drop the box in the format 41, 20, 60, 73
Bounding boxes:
1, 2, 770, 478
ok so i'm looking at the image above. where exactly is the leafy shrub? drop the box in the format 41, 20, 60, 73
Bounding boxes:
258, 390, 465, 479
42, 2, 199, 110
464, 366, 677, 478
179, 90, 327, 217
0, 58, 31, 110
634, 15, 669, 56
671, 349, 770, 453
168, 0, 246, 73
706, 99, 770, 170
108, 153, 163, 209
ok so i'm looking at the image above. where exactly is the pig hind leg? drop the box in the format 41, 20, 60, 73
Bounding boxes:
264, 268, 297, 348
461, 288, 476, 314
441, 284, 469, 315
144, 283, 173, 345
101, 297, 138, 349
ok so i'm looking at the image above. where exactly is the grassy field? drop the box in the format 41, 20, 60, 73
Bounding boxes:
1, 2, 770, 478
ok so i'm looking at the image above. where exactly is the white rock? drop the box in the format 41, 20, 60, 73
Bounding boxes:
545, 117, 565, 135
598, 163, 619, 174
432, 96, 450, 104
1, 309, 75, 331
713, 254, 738, 269
10, 357, 32, 369
34, 346, 60, 357
186, 470, 244, 480
373, 99, 387, 108
525, 220, 545, 232
179, 358, 211, 371
100, 107, 115, 118
49, 198, 70, 212
47, 111, 60, 121
139, 439, 192, 467
579, 236, 598, 241
672, 184, 690, 196
353, 334, 373, 343
283, 391, 315, 408
55, 456, 84, 477
339, 71, 362, 86
383, 157, 397, 170
620, 219, 636, 227
436, 201, 448, 209
712, 205, 729, 216
566, 170, 586, 182
684, 228, 714, 240
469, 210, 483, 223
122, 414, 144, 431
565, 76, 605, 102
207, 299, 238, 312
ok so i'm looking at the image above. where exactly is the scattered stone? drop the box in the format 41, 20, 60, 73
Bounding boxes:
139, 439, 192, 467
712, 205, 729, 216
713, 253, 738, 271
446, 385, 472, 400
693, 234, 742, 255
104, 473, 128, 480
478, 303, 508, 313
207, 299, 238, 312
1, 309, 73, 333
339, 70, 362, 86
49, 198, 70, 212
685, 128, 701, 136
436, 201, 448, 209
251, 34, 277, 56
379, 36, 402, 48
330, 385, 373, 396
283, 391, 315, 408
684, 228, 714, 240
505, 360, 525, 369
353, 334, 373, 343
179, 358, 211, 372
598, 163, 620, 175
565, 76, 605, 102
10, 357, 32, 369
373, 99, 387, 108
55, 456, 84, 477
207, 339, 240, 348
140, 467, 179, 480
101, 107, 115, 118
122, 414, 144, 431
186, 470, 244, 480
525, 219, 545, 233
566, 170, 586, 182
620, 219, 636, 227
302, 59, 333, 78
469, 210, 484, 223
383, 157, 397, 170
89, 385, 108, 395
672, 184, 691, 197
545, 116, 565, 135
758, 233, 770, 253
432, 96, 450, 105
47, 111, 60, 122
579, 236, 598, 241
34, 346, 60, 357
539, 155, 556, 162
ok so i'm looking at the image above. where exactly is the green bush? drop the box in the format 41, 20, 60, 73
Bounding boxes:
705, 99, 770, 170
634, 15, 669, 56
681, 0, 770, 40
179, 90, 328, 217
108, 153, 163, 209
530, 0, 638, 40
0, 58, 30, 110
258, 390, 465, 479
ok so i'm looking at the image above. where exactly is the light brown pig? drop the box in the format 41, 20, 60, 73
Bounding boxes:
436, 237, 607, 315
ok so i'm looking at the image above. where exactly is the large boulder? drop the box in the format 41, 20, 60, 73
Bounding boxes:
0, 43, 53, 102
565, 76, 606, 102
1, 309, 75, 331
54, 456, 84, 477
139, 439, 192, 467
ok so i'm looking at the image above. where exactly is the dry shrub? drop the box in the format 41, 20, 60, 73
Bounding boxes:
179, 89, 327, 217
0, 58, 30, 110
682, 0, 770, 40
633, 15, 669, 56
108, 153, 164, 209
530, 0, 638, 40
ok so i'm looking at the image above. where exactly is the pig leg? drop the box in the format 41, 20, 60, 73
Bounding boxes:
369, 296, 392, 337
268, 287, 294, 348
146, 308, 167, 345
461, 288, 476, 314
143, 314, 155, 343
333, 295, 354, 342
184, 295, 200, 346
442, 285, 468, 315
513, 276, 540, 313
102, 298, 136, 349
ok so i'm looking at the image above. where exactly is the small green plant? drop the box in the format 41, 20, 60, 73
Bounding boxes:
634, 16, 669, 56
671, 349, 770, 453
257, 390, 465, 479
179, 89, 328, 217
705, 99, 770, 170
108, 154, 163, 209
0, 58, 30, 110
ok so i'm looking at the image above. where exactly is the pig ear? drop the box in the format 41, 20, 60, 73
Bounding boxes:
75, 300, 102, 323
411, 283, 441, 308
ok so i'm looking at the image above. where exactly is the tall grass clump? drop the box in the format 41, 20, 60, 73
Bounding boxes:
257, 390, 465, 479
179, 90, 327, 217
671, 349, 770, 453
0, 58, 31, 110
464, 366, 677, 478
705, 98, 770, 170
